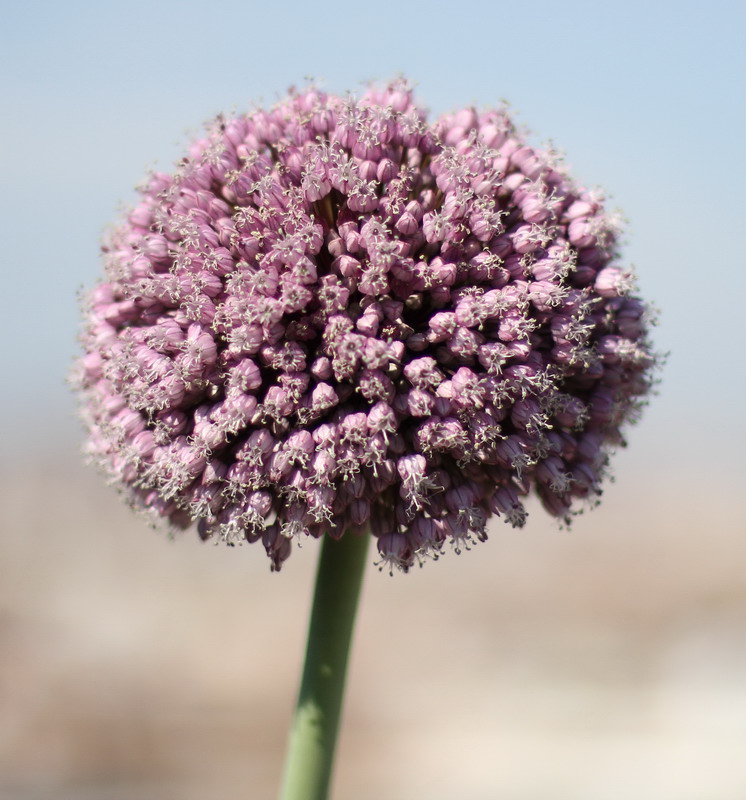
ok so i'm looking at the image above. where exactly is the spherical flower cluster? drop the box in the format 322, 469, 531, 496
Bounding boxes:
76, 80, 656, 572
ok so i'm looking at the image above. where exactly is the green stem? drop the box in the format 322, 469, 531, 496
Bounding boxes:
279, 530, 370, 800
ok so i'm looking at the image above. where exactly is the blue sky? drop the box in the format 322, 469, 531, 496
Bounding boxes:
2, 0, 744, 479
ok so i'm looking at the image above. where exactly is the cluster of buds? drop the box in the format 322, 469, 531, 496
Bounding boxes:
76, 80, 656, 571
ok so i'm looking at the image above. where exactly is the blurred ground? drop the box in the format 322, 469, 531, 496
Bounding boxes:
1, 454, 744, 800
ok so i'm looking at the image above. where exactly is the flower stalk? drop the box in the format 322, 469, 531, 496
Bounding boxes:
280, 530, 370, 800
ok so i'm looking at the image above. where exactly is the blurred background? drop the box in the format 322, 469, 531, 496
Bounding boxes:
1, 1, 745, 797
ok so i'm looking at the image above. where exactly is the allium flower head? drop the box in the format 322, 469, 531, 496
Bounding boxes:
75, 79, 657, 572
